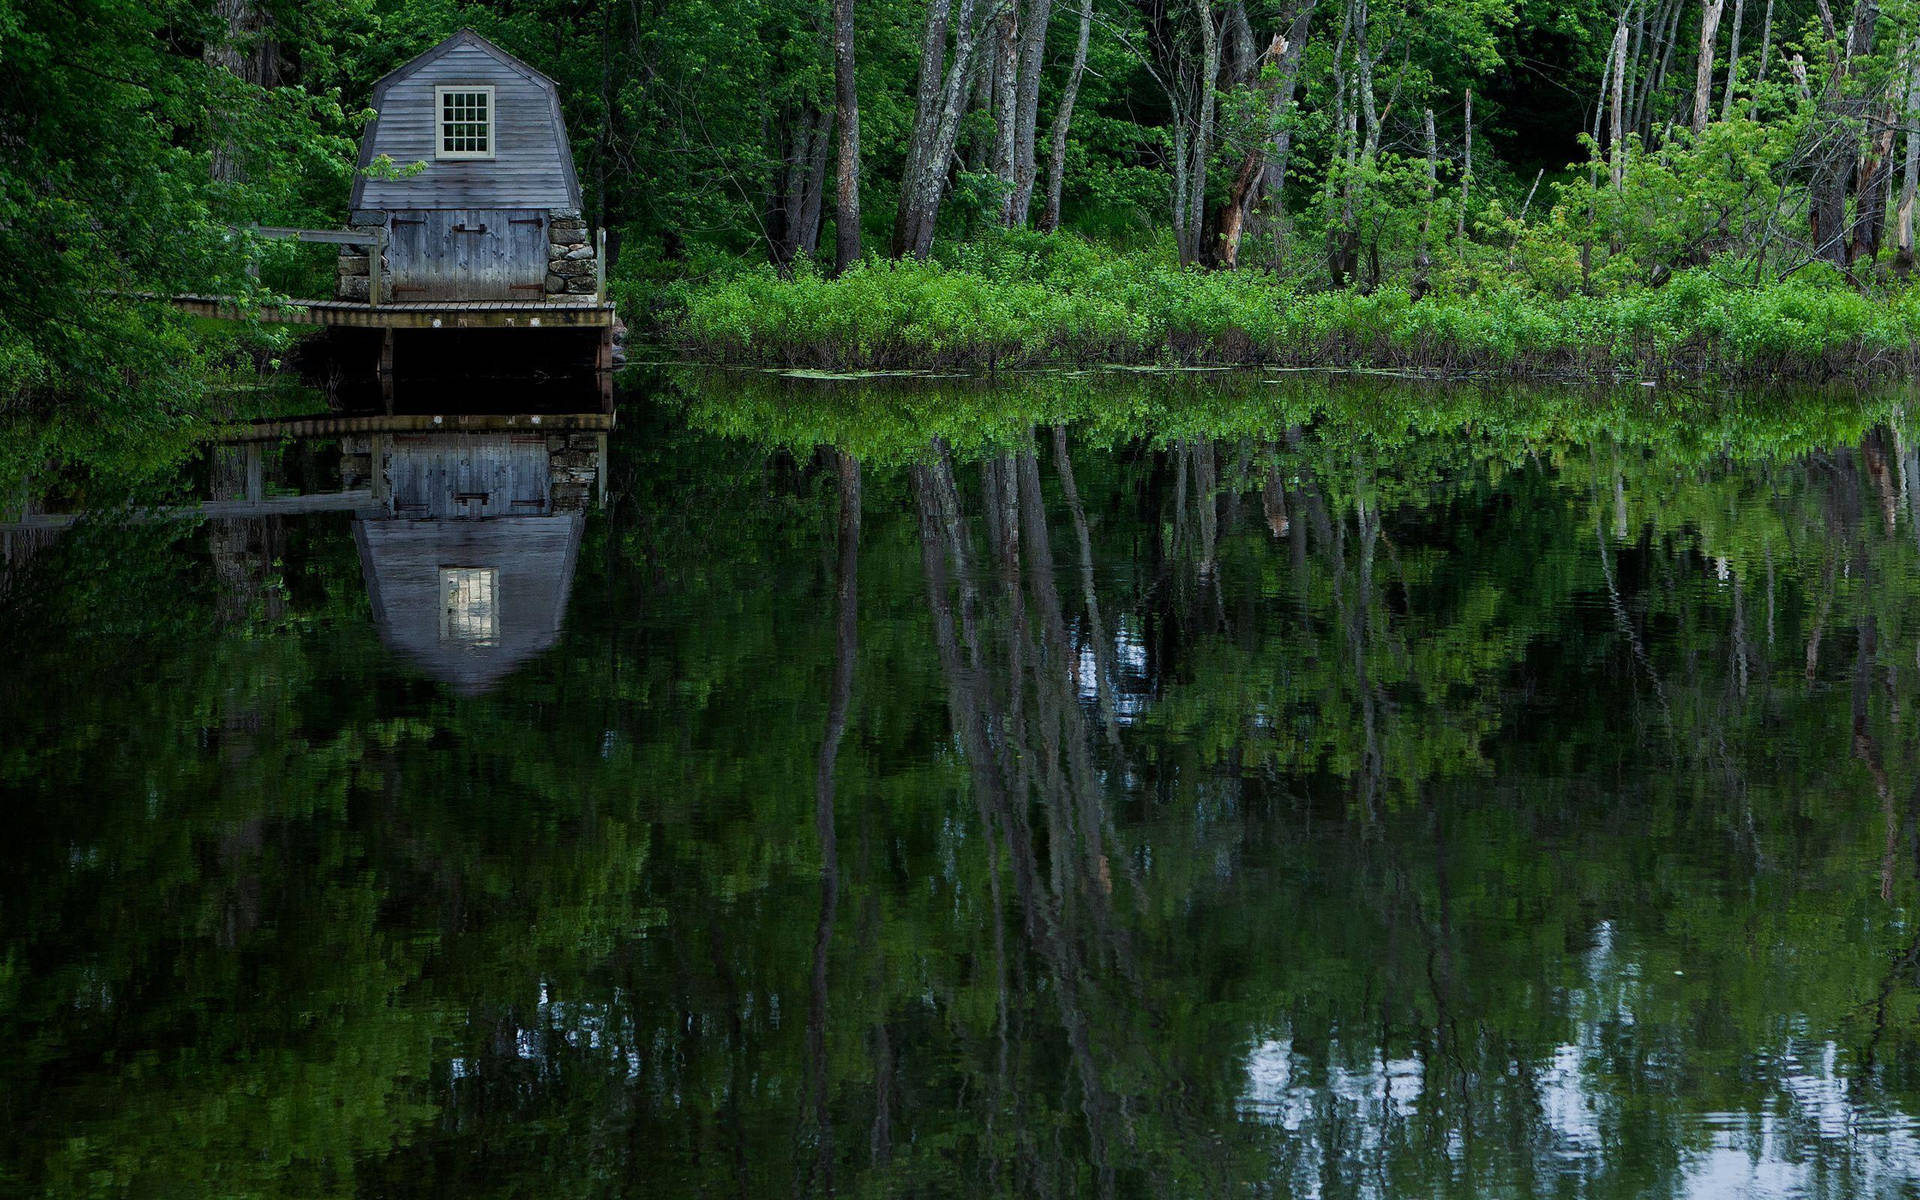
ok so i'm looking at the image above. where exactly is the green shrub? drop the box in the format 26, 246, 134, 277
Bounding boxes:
661, 235, 1920, 381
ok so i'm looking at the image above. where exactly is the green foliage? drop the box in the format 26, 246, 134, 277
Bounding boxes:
668, 235, 1920, 378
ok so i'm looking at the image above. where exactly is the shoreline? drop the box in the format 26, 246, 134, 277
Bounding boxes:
658, 256, 1920, 384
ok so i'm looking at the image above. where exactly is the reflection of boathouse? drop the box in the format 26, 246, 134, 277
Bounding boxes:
345, 427, 602, 692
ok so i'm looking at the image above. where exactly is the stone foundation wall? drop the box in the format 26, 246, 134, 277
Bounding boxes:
546, 214, 599, 297
548, 432, 600, 510
334, 209, 598, 302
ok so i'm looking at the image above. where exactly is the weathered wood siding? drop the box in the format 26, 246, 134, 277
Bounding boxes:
386, 433, 552, 517
355, 514, 583, 693
353, 33, 581, 211
387, 209, 548, 300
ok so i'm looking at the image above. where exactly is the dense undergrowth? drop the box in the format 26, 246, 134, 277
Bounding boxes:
658, 234, 1920, 381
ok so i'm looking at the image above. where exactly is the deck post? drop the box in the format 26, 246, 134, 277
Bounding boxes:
369, 228, 385, 308
244, 443, 265, 503
378, 328, 395, 380
595, 229, 607, 303
370, 434, 390, 505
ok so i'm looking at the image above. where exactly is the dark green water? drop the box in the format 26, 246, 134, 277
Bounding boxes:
7, 373, 1920, 1197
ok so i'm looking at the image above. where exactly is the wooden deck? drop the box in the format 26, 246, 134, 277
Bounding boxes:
217, 411, 615, 442
172, 294, 617, 329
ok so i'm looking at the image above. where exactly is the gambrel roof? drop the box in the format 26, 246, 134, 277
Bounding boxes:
350, 28, 583, 211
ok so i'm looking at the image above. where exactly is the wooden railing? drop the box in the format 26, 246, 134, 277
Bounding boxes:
240, 225, 390, 306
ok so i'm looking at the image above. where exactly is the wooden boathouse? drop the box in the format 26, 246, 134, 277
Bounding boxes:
177, 29, 614, 373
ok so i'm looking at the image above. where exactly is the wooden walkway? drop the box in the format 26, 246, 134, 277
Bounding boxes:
3, 490, 376, 532
171, 294, 617, 329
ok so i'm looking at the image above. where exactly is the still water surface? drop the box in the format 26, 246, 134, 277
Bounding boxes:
5, 373, 1920, 1197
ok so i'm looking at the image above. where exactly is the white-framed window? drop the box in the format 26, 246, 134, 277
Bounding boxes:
440, 566, 499, 644
435, 86, 495, 160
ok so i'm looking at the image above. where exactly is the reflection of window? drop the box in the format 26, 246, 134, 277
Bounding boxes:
440, 567, 498, 644
436, 86, 494, 159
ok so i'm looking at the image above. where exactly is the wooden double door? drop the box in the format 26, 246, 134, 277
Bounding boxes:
387, 209, 547, 301
385, 433, 551, 518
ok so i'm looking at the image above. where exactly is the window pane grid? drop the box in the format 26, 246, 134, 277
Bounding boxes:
440, 567, 499, 644
439, 90, 490, 156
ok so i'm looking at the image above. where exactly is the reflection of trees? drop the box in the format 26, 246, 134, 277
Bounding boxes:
804, 448, 858, 1193
24, 394, 1920, 1196
912, 438, 1127, 1195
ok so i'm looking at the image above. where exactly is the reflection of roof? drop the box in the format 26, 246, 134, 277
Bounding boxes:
355, 515, 582, 693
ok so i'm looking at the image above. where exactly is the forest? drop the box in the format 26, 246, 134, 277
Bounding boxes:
10, 0, 1920, 468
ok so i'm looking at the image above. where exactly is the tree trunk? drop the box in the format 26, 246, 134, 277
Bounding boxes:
1008, 0, 1056, 224
773, 108, 833, 267
895, 0, 990, 257
990, 1, 1019, 222
1412, 107, 1438, 297
1255, 0, 1318, 220
1692, 0, 1726, 134
1754, 0, 1774, 102
1646, 0, 1684, 140
1456, 87, 1473, 238
206, 0, 275, 183
1181, 1, 1223, 266
1609, 6, 1630, 189
1720, 0, 1746, 118
1808, 0, 1883, 273
1213, 32, 1288, 268
1040, 0, 1093, 232
1624, 0, 1650, 139
799, 111, 835, 258
1850, 100, 1898, 269
833, 0, 865, 271
1897, 43, 1920, 274
1328, 0, 1359, 282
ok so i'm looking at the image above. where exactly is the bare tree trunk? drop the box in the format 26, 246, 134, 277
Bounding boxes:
773, 108, 834, 267
1754, 0, 1774, 100
1585, 6, 1624, 283
833, 0, 865, 271
991, 0, 1019, 222
1254, 0, 1318, 239
895, 0, 989, 258
1324, 0, 1364, 281
1720, 0, 1746, 118
1009, 0, 1057, 224
1897, 42, 1920, 274
1040, 0, 1093, 232
1692, 0, 1726, 133
1412, 107, 1438, 296
1456, 87, 1473, 238
1625, 0, 1651, 137
799, 111, 835, 257
1646, 0, 1684, 139
1609, 12, 1632, 189
1182, 1, 1223, 266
